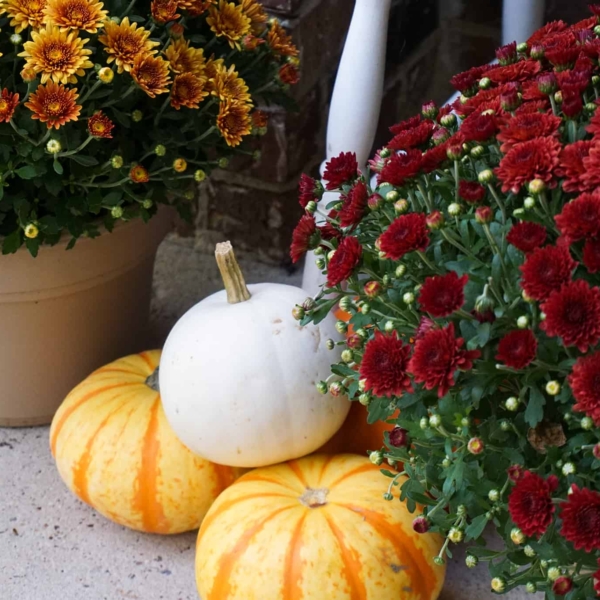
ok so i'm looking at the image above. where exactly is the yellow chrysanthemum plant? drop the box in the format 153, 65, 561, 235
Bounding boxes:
0, 0, 299, 255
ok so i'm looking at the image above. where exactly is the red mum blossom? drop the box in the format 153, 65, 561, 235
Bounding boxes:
496, 329, 537, 369
339, 180, 368, 228
584, 238, 600, 274
547, 46, 582, 70
508, 464, 525, 482
556, 141, 593, 193
415, 316, 435, 340
560, 485, 600, 551
552, 577, 573, 596
458, 180, 486, 204
388, 427, 409, 448
587, 110, 600, 136
495, 136, 561, 194
581, 140, 600, 190
298, 174, 322, 209
536, 72, 559, 95
450, 64, 492, 93
378, 213, 429, 260
460, 111, 498, 143
555, 192, 600, 242
527, 20, 568, 45
418, 271, 468, 317
319, 221, 341, 245
508, 471, 558, 537
515, 99, 550, 114
408, 323, 479, 398
520, 244, 576, 300
323, 151, 358, 190
557, 67, 591, 95
590, 4, 600, 16
562, 90, 583, 118
421, 141, 450, 174
541, 279, 600, 351
326, 236, 362, 287
522, 79, 550, 101
496, 41, 517, 65
507, 222, 547, 253
572, 15, 597, 30
486, 60, 541, 84
455, 84, 514, 117
378, 149, 422, 187
569, 351, 600, 425
496, 112, 561, 153
389, 114, 421, 135
359, 330, 412, 398
388, 119, 434, 151
0, 88, 19, 123
290, 215, 319, 263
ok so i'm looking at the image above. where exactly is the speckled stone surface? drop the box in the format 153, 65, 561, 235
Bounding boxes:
0, 236, 536, 600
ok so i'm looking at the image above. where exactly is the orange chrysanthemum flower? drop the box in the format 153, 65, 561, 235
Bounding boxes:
19, 25, 93, 85
251, 109, 268, 129
129, 164, 149, 183
177, 0, 213, 17
279, 62, 299, 85
88, 110, 114, 138
170, 72, 208, 109
164, 38, 205, 76
151, 0, 179, 23
2, 0, 47, 32
98, 17, 159, 73
239, 0, 267, 35
267, 21, 299, 57
216, 98, 252, 147
0, 89, 20, 123
25, 80, 81, 129
44, 0, 108, 33
241, 34, 264, 51
204, 56, 224, 81
209, 63, 250, 103
206, 0, 250, 49
131, 54, 171, 98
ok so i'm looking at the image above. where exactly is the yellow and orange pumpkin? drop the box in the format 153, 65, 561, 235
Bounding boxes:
196, 454, 445, 599
50, 350, 243, 534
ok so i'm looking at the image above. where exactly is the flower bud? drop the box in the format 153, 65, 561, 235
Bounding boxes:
335, 320, 348, 334
488, 489, 500, 502
505, 396, 520, 411
448, 527, 464, 543
429, 414, 442, 428
21, 67, 37, 82
111, 206, 123, 219
552, 576, 572, 595
421, 100, 438, 119
194, 169, 206, 182
547, 567, 561, 581
546, 381, 561, 396
585, 102, 597, 115
368, 193, 383, 210
523, 545, 536, 557
460, 416, 471, 427
24, 223, 39, 239
491, 577, 506, 593
465, 554, 478, 568
356, 328, 368, 339
394, 198, 409, 213
173, 158, 187, 173
329, 381, 345, 397
477, 169, 494, 184
510, 527, 526, 545
581, 416, 594, 430
358, 393, 371, 406
302, 298, 315, 312
346, 333, 363, 349
364, 280, 381, 298
316, 381, 328, 394
292, 305, 305, 321
338, 296, 353, 312
218, 157, 229, 168
340, 349, 353, 363
562, 462, 576, 476
426, 210, 445, 230
442, 457, 451, 468
500, 88, 521, 112
448, 202, 462, 217
315, 257, 326, 269
523, 196, 535, 210
402, 292, 414, 305
554, 90, 563, 104
446, 144, 462, 160
369, 450, 384, 465
470, 145, 485, 158
132, 109, 143, 122
419, 417, 429, 430
385, 189, 399, 202
111, 155, 123, 169
516, 41, 528, 53
327, 249, 336, 262
475, 206, 493, 224
500, 419, 511, 431
358, 378, 367, 392
528, 179, 546, 194
383, 492, 394, 501
97, 66, 114, 83
467, 437, 484, 454
513, 207, 526, 218
478, 76, 491, 90
525, 582, 537, 593
441, 113, 457, 127
412, 516, 430, 534
142, 199, 153, 209
522, 289, 534, 303
154, 144, 166, 156
516, 315, 529, 329
395, 264, 406, 278
360, 302, 371, 315
593, 443, 600, 459
384, 320, 395, 333
389, 427, 409, 448
46, 139, 61, 154
537, 72, 557, 94
432, 127, 450, 145
433, 556, 445, 566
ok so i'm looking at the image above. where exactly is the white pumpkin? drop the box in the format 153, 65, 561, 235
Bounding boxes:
159, 242, 349, 468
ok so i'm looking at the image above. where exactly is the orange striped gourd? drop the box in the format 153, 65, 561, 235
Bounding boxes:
50, 350, 243, 534
196, 454, 445, 599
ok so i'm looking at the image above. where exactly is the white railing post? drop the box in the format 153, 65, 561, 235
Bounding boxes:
502, 0, 545, 45
302, 0, 392, 296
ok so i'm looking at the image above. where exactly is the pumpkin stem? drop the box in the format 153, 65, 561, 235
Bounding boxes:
299, 487, 329, 508
145, 367, 160, 392
215, 241, 251, 304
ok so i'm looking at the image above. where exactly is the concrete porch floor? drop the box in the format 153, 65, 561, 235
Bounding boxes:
0, 235, 536, 600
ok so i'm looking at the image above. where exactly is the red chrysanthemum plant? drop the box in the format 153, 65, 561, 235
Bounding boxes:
292, 5, 600, 597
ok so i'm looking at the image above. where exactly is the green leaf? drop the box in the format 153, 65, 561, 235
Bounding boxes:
69, 154, 99, 166
53, 159, 63, 175
465, 514, 489, 541
14, 165, 37, 179
102, 190, 123, 206
525, 386, 546, 427
25, 236, 40, 257
2, 229, 22, 254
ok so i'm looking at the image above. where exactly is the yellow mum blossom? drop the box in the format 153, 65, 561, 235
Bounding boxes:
19, 25, 93, 84
216, 97, 252, 147
2, 0, 47, 32
206, 0, 250, 49
239, 0, 267, 35
44, 0, 108, 33
209, 63, 250, 104
164, 38, 205, 76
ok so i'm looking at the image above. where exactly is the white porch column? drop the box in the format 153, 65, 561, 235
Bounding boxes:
502, 0, 545, 46
301, 0, 392, 296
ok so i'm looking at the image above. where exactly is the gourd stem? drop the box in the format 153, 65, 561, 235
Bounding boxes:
215, 241, 251, 304
145, 367, 160, 392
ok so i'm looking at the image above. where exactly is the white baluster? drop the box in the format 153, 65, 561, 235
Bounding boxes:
502, 0, 545, 46
301, 0, 392, 296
